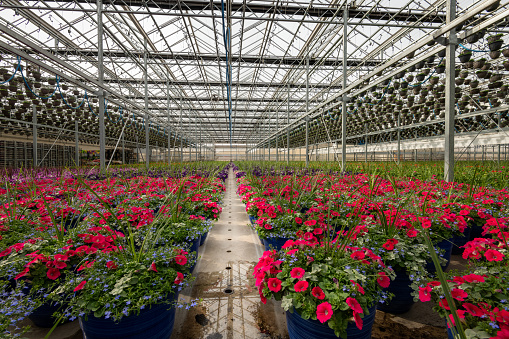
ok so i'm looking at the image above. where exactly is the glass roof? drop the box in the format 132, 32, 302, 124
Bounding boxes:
0, 0, 488, 144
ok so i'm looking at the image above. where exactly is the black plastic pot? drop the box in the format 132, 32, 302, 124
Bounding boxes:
489, 40, 503, 52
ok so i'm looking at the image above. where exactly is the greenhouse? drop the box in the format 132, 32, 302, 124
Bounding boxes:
1, 0, 509, 338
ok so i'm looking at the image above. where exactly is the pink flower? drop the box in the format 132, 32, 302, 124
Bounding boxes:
346, 297, 363, 314
294, 281, 309, 292
312, 286, 325, 300
74, 280, 87, 292
353, 311, 363, 330
267, 278, 282, 292
290, 267, 305, 279
377, 272, 390, 288
451, 288, 468, 301
47, 268, 61, 280
106, 261, 118, 270
149, 262, 158, 272
316, 302, 333, 323
418, 285, 432, 302
175, 255, 187, 265
485, 249, 504, 262
174, 272, 184, 285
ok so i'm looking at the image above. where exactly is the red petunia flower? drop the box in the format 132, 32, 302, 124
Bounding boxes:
451, 288, 468, 301
74, 280, 87, 292
316, 302, 333, 323
350, 251, 365, 260
353, 311, 363, 330
149, 262, 158, 272
485, 249, 504, 262
174, 272, 184, 285
346, 297, 363, 314
175, 255, 187, 265
377, 272, 390, 288
382, 238, 398, 251
294, 280, 309, 292
419, 285, 432, 302
312, 286, 325, 300
290, 267, 305, 279
267, 278, 282, 292
47, 268, 61, 280
295, 217, 303, 224
106, 261, 118, 270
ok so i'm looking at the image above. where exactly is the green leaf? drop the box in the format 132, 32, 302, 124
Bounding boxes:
281, 296, 293, 311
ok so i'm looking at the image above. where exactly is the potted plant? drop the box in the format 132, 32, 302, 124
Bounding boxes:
459, 50, 472, 63
473, 58, 486, 69
254, 235, 393, 338
436, 63, 446, 74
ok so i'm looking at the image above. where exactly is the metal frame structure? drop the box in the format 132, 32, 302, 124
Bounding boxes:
0, 0, 507, 177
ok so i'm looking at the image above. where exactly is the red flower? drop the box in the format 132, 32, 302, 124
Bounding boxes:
304, 219, 317, 227
377, 272, 390, 288
267, 278, 282, 292
47, 268, 61, 280
106, 261, 118, 270
295, 217, 303, 224
316, 302, 333, 323
350, 280, 365, 295
382, 238, 398, 251
462, 303, 484, 317
350, 251, 365, 260
15, 268, 29, 280
174, 272, 184, 285
491, 328, 509, 339
419, 285, 432, 302
451, 288, 468, 301
290, 267, 305, 279
149, 262, 158, 272
353, 311, 363, 330
406, 229, 418, 237
312, 286, 325, 300
294, 281, 309, 292
485, 249, 504, 262
346, 297, 363, 314
463, 274, 485, 283
313, 228, 323, 235
175, 255, 187, 265
74, 280, 87, 292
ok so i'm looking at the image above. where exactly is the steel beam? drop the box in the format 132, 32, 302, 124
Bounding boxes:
444, 0, 456, 182
97, 0, 106, 173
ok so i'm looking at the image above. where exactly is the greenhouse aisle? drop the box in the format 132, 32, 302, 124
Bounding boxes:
171, 168, 289, 339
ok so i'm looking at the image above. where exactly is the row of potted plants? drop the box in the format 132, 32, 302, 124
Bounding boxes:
234, 162, 508, 338
0, 164, 228, 338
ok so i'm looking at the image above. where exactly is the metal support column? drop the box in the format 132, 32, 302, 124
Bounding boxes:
180, 98, 183, 162
75, 120, 79, 166
397, 114, 401, 163
97, 0, 106, 173
32, 105, 37, 167
144, 37, 150, 170
305, 53, 309, 167
136, 135, 139, 163
341, 4, 348, 168
122, 130, 125, 164
287, 83, 290, 165
167, 80, 171, 166
444, 0, 456, 182
364, 124, 368, 163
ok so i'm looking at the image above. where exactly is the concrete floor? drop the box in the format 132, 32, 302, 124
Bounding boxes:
17, 167, 459, 338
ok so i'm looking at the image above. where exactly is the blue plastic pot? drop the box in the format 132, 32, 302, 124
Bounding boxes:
200, 232, 208, 246
248, 215, 258, 225
377, 269, 414, 314
187, 237, 200, 273
80, 295, 178, 339
426, 238, 453, 273
451, 227, 472, 255
263, 237, 290, 252
286, 305, 376, 339
29, 301, 71, 328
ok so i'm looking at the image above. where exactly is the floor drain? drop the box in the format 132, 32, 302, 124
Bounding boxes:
224, 288, 234, 294
226, 266, 232, 270
226, 250, 231, 253
228, 229, 231, 231
228, 238, 232, 240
